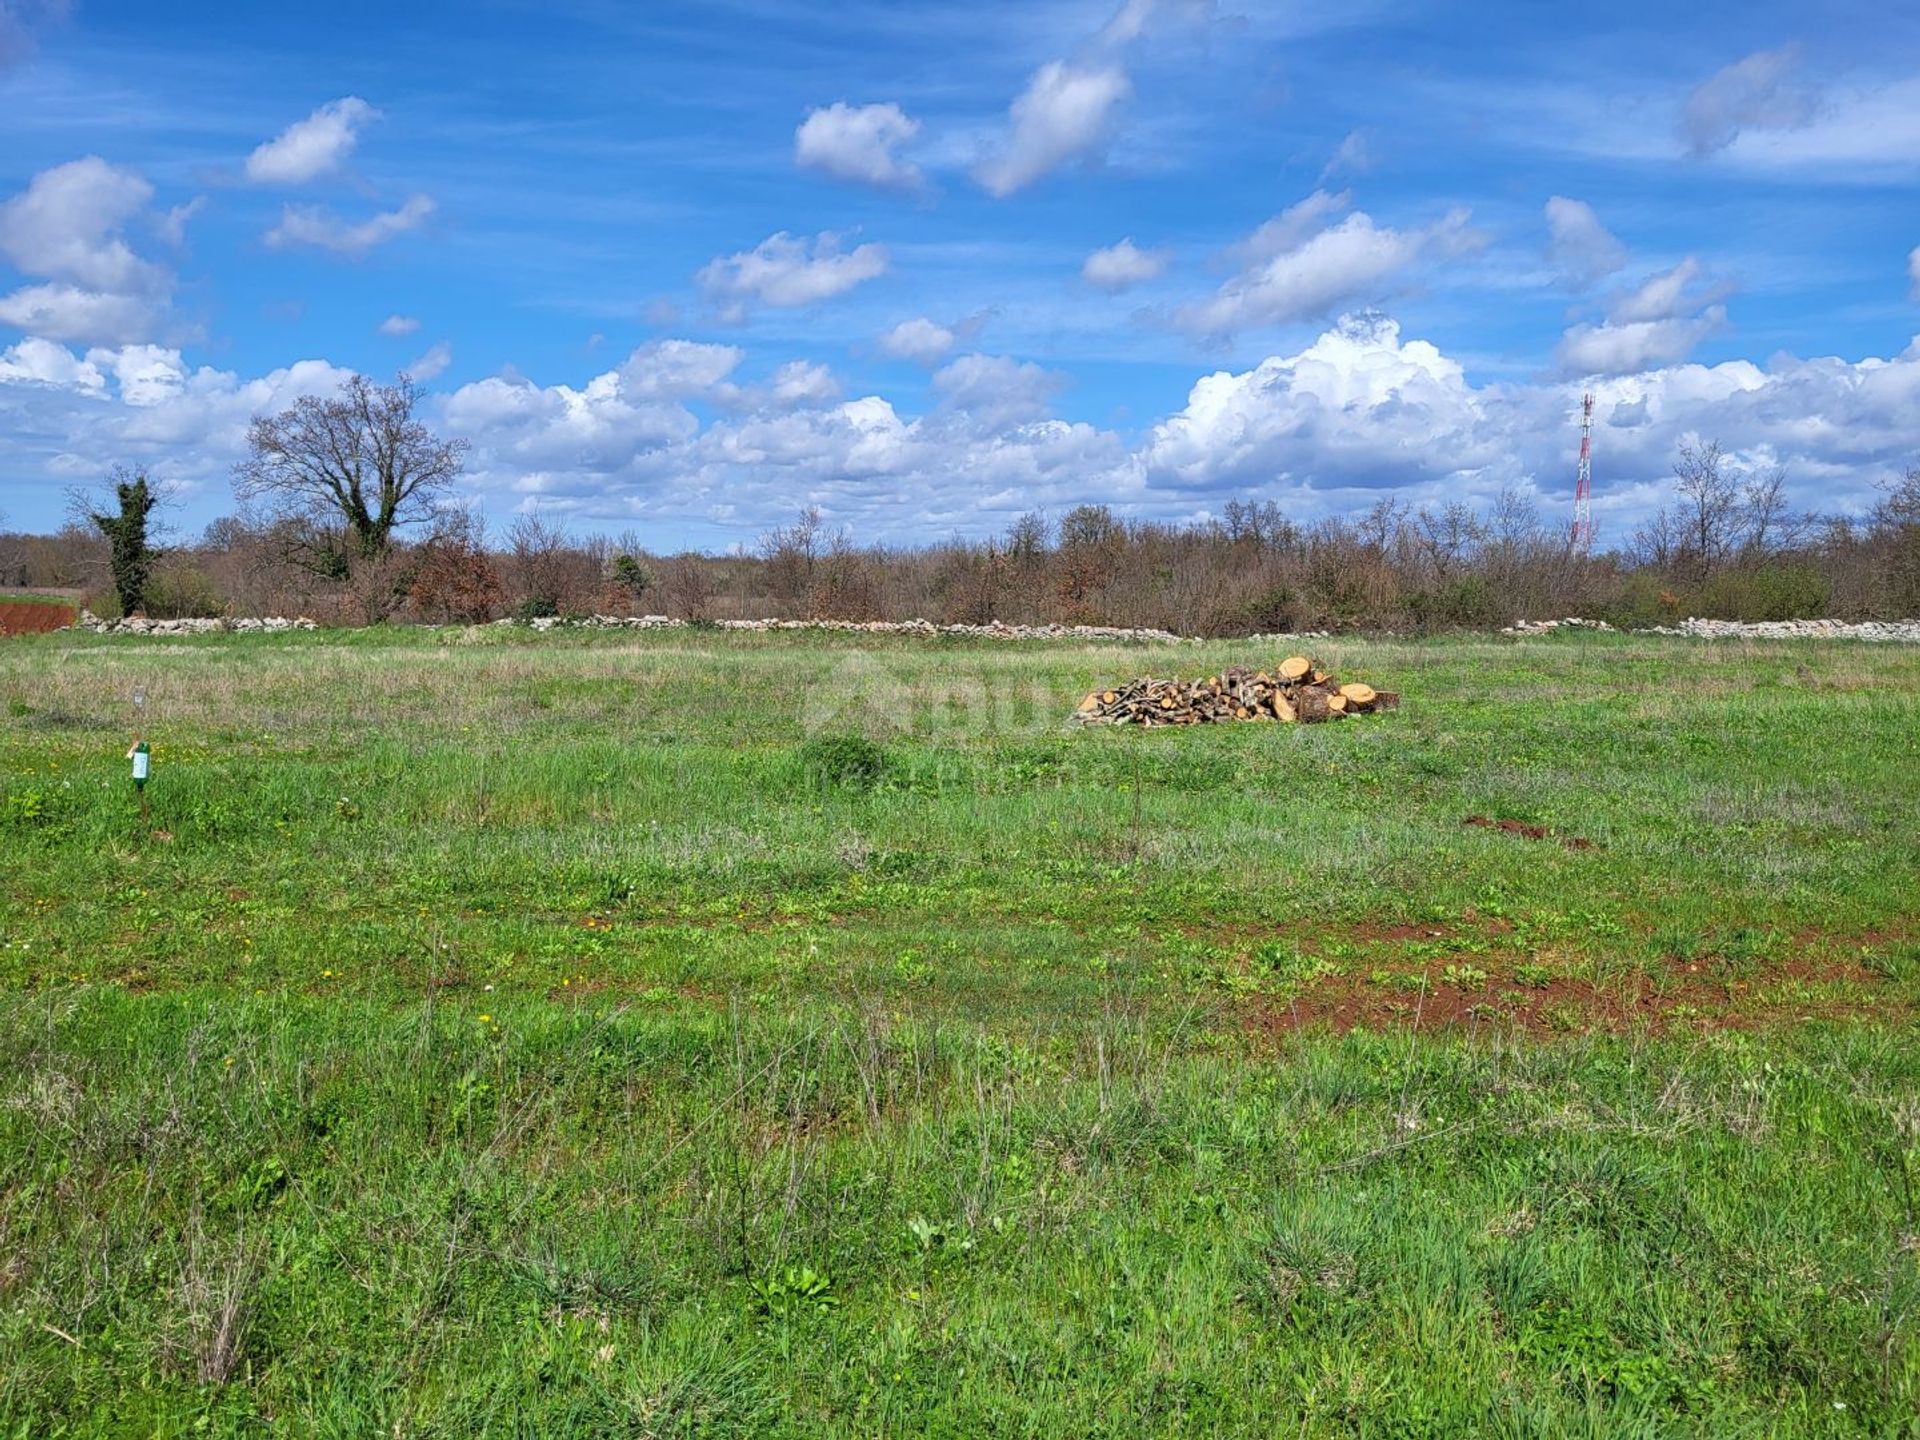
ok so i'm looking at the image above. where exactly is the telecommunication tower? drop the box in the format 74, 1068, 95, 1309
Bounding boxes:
1569, 391, 1595, 552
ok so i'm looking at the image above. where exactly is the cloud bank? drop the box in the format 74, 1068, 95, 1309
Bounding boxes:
9, 316, 1913, 545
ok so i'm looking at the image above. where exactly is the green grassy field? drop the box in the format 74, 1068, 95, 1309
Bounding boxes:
2, 628, 1917, 1436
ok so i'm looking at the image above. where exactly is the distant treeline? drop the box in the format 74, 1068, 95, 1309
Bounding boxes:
5, 453, 1917, 634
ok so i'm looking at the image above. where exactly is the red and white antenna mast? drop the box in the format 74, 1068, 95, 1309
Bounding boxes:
1569, 391, 1595, 552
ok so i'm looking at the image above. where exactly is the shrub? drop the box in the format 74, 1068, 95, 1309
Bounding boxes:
145, 564, 227, 619
1235, 582, 1298, 635
1697, 563, 1831, 621
608, 554, 652, 605
1406, 577, 1497, 630
410, 525, 504, 623
1594, 572, 1683, 629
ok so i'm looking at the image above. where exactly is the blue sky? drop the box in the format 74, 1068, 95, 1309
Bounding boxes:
1, 0, 1917, 549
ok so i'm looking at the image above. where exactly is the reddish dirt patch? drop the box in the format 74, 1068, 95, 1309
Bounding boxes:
1463, 815, 1598, 852
1245, 952, 1905, 1041
0, 600, 75, 635
1352, 921, 1455, 943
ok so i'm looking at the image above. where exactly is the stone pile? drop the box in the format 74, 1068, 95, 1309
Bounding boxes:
1641, 617, 1920, 642
1505, 616, 1920, 643
509, 614, 1194, 642
1075, 655, 1399, 726
1502, 618, 1616, 635
69, 611, 319, 636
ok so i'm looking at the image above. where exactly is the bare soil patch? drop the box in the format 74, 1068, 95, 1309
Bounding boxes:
0, 599, 76, 635
1462, 814, 1598, 851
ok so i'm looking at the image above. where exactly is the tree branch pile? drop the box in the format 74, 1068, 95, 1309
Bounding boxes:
1075, 656, 1400, 726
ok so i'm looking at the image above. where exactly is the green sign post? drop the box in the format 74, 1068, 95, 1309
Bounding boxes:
129, 686, 151, 827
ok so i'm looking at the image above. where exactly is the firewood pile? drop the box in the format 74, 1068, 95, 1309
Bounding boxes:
1075, 656, 1400, 726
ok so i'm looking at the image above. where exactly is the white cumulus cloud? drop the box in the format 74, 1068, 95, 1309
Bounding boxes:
769, 359, 840, 408
696, 231, 888, 315
0, 156, 158, 291
1178, 197, 1480, 336
442, 369, 704, 473
0, 157, 176, 343
440, 339, 753, 478
378, 313, 420, 337
0, 346, 356, 498
91, 343, 187, 406
0, 284, 166, 346
932, 353, 1067, 430
264, 193, 435, 256
1557, 311, 1730, 376
1545, 196, 1626, 286
1082, 238, 1168, 292
877, 317, 956, 364
1136, 314, 1502, 492
1909, 244, 1920, 300
245, 97, 381, 185
1558, 258, 1730, 374
0, 335, 105, 393
619, 338, 744, 399
795, 102, 923, 191
976, 61, 1130, 197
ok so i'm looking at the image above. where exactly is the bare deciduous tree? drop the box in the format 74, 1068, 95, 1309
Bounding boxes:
1671, 440, 1743, 580
760, 505, 824, 614
1412, 500, 1485, 581
661, 553, 717, 619
507, 509, 587, 615
235, 374, 466, 566
1871, 465, 1920, 612
1221, 498, 1294, 549
1736, 462, 1799, 562
1004, 511, 1049, 567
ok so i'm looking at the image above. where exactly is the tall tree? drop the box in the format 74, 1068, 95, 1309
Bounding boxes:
235, 374, 466, 566
87, 467, 159, 616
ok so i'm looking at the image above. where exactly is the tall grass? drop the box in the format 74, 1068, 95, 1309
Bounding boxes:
0, 629, 1916, 1432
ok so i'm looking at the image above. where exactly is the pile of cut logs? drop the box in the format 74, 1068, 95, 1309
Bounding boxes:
1075, 655, 1399, 726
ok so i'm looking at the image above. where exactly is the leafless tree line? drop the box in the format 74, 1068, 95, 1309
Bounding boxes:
3, 367, 1915, 629
7, 464, 1917, 631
